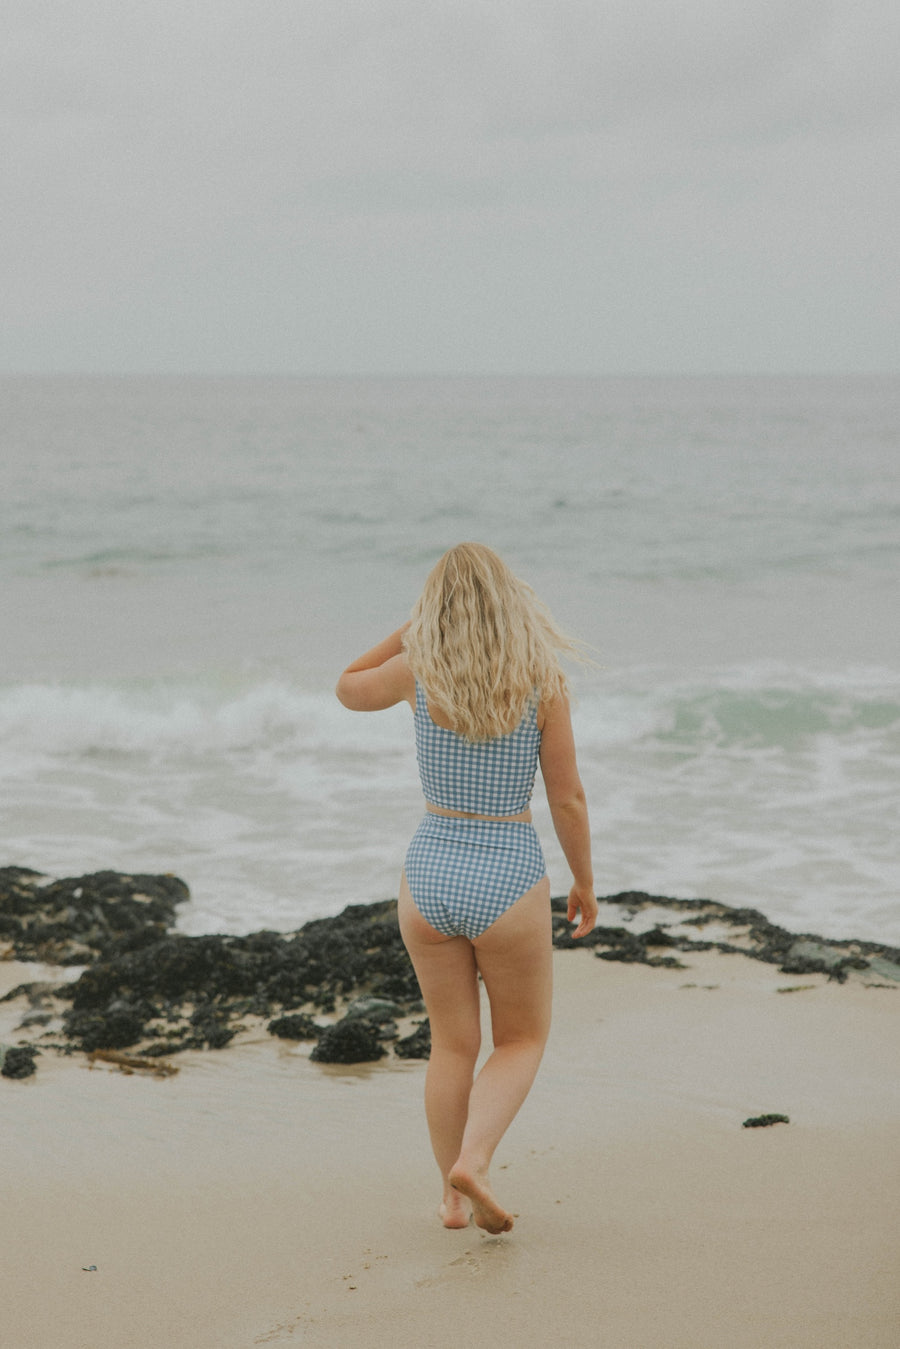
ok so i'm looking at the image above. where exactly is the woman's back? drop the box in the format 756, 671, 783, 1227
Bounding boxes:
413, 678, 540, 816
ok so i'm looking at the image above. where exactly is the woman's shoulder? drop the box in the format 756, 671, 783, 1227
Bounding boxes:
536, 688, 570, 734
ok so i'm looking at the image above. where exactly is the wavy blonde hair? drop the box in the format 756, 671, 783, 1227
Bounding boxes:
402, 542, 576, 741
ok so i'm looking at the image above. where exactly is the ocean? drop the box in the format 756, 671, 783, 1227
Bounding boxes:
1, 374, 897, 944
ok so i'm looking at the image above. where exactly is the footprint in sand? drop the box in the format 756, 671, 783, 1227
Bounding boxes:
449, 1252, 481, 1272
415, 1250, 482, 1288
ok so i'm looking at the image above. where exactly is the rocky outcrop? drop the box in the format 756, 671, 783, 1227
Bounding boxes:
2, 872, 897, 1078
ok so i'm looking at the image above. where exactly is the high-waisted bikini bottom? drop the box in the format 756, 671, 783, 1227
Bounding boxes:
404, 814, 546, 939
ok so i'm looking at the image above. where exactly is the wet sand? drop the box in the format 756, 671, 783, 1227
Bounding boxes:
2, 946, 898, 1348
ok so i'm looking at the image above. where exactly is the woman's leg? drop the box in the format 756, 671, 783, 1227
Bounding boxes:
397, 873, 482, 1228
448, 877, 553, 1233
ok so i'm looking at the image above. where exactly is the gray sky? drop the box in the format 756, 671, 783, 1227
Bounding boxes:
4, 0, 899, 374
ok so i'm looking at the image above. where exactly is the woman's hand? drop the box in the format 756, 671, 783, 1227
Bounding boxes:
567, 883, 598, 939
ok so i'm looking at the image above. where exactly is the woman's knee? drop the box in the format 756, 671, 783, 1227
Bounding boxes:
489, 1020, 549, 1056
428, 996, 482, 1060
431, 1024, 482, 1063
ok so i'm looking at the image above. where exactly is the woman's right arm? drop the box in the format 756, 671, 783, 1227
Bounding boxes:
538, 694, 597, 939
335, 624, 414, 711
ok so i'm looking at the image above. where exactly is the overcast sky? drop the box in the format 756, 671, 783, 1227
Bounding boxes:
4, 1, 899, 375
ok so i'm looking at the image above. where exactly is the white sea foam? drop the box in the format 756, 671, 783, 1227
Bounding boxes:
0, 668, 896, 944
0, 680, 406, 757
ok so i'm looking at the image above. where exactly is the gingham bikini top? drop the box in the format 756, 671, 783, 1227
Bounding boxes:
413, 678, 541, 816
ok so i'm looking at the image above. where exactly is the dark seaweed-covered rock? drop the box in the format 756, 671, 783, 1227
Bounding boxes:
0, 869, 189, 964
551, 892, 900, 984
267, 1013, 323, 1041
1, 1045, 40, 1079
596, 923, 686, 967
778, 940, 869, 984
63, 998, 157, 1052
67, 933, 260, 1009
188, 1004, 239, 1050
310, 1018, 387, 1064
0, 981, 57, 1009
743, 1113, 790, 1128
38, 897, 423, 1058
298, 903, 421, 1007
550, 906, 687, 968
394, 1019, 432, 1059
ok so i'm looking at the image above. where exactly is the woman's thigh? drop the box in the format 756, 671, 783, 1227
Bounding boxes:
471, 877, 553, 1047
398, 872, 481, 1052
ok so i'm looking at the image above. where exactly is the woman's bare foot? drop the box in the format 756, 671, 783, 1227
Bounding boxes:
438, 1189, 471, 1229
448, 1162, 514, 1234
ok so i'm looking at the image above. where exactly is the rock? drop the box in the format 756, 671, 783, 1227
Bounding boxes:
1, 1044, 40, 1079
188, 1004, 239, 1050
742, 1113, 790, 1128
779, 939, 869, 983
551, 917, 687, 968
310, 1019, 387, 1064
550, 892, 900, 984
344, 997, 400, 1040
267, 1013, 323, 1041
0, 869, 189, 964
394, 1019, 431, 1059
344, 997, 402, 1023
861, 956, 900, 984
53, 898, 423, 1057
63, 999, 156, 1052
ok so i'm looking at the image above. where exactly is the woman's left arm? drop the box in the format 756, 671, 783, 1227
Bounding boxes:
335, 624, 415, 711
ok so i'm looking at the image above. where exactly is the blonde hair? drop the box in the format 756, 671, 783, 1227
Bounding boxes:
403, 542, 577, 741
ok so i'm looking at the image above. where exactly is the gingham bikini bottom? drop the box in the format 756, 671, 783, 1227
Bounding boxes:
404, 814, 546, 939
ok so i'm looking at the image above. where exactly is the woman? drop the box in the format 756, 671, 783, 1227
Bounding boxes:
336, 543, 596, 1234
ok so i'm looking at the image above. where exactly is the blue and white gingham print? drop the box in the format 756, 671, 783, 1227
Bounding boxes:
405, 815, 546, 938
413, 679, 540, 815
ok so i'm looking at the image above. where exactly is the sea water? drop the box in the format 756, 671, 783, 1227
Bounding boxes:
1, 374, 897, 943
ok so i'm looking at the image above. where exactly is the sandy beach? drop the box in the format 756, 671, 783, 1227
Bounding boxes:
3, 941, 898, 1349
